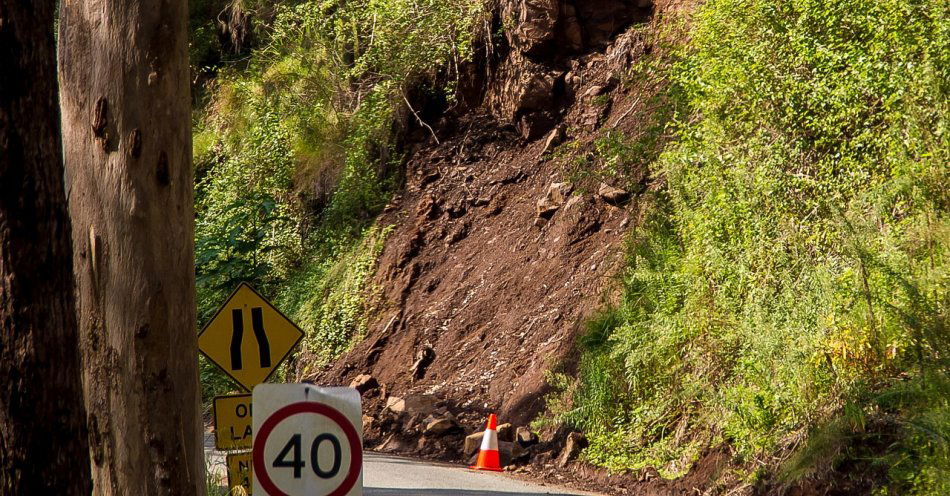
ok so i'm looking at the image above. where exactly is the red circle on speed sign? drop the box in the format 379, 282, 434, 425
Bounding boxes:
253, 402, 363, 496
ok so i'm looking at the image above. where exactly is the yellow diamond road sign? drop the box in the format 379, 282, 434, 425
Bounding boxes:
199, 282, 303, 392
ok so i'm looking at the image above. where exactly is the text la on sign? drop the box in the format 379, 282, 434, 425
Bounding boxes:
213, 394, 253, 451
198, 282, 303, 391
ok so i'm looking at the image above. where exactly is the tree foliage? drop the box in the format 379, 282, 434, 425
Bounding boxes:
193, 0, 484, 399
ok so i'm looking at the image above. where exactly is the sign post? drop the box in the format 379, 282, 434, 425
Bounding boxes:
200, 282, 306, 495
252, 384, 363, 496
227, 451, 254, 495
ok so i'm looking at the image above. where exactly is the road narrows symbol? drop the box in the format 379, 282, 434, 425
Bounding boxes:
230, 309, 244, 370
230, 307, 273, 371
252, 307, 272, 368
198, 282, 304, 392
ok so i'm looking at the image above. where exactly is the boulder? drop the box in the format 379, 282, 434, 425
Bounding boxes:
559, 3, 584, 52
376, 434, 413, 453
385, 394, 438, 415
598, 183, 630, 205
584, 85, 607, 98
497, 423, 515, 442
536, 182, 572, 219
464, 431, 484, 456
557, 432, 588, 467
516, 426, 538, 446
486, 51, 561, 139
467, 441, 526, 467
348, 374, 379, 394
500, 441, 526, 467
361, 415, 375, 430
409, 345, 435, 380
424, 415, 459, 436
540, 125, 565, 156
504, 0, 559, 56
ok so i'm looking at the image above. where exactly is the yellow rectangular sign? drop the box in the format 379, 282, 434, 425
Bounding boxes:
213, 394, 253, 451
227, 451, 253, 495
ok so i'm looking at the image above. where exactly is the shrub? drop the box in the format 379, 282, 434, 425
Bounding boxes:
563, 0, 949, 489
193, 0, 485, 398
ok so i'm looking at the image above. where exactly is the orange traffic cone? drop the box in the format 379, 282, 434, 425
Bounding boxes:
470, 413, 504, 472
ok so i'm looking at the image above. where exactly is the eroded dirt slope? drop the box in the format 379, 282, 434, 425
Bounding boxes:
307, 0, 677, 428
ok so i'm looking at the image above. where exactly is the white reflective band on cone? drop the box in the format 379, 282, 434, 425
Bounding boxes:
480, 429, 498, 451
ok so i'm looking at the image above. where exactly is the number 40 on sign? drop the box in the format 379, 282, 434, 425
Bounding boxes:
253, 384, 363, 496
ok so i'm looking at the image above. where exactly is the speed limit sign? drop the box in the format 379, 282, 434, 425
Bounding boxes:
253, 384, 363, 496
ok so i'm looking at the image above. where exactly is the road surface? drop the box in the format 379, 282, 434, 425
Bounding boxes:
205, 435, 599, 495
361, 453, 599, 495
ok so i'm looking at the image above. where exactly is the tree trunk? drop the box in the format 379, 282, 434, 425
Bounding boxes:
0, 1, 93, 494
58, 0, 206, 494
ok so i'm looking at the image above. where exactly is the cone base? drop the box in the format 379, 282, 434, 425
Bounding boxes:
469, 465, 504, 472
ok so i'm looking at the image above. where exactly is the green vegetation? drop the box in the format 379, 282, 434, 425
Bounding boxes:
191, 0, 485, 402
553, 0, 949, 491
190, 0, 949, 490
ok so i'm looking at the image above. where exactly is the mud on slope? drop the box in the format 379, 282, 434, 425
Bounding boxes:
304, 0, 681, 436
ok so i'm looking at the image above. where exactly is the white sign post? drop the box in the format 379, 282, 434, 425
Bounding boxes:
253, 384, 363, 496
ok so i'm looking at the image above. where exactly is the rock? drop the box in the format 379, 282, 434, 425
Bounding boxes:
409, 345, 435, 380
386, 394, 438, 415
585, 85, 607, 98
504, 0, 559, 56
465, 431, 527, 466
557, 432, 588, 467
540, 125, 565, 156
424, 415, 459, 436
536, 182, 572, 219
518, 110, 559, 140
385, 396, 404, 413
576, 0, 638, 49
348, 374, 379, 394
516, 426, 538, 446
559, 5, 584, 52
486, 51, 560, 139
376, 434, 413, 453
581, 101, 611, 129
464, 431, 484, 456
598, 183, 630, 205
499, 441, 526, 467
497, 423, 514, 442
362, 415, 375, 430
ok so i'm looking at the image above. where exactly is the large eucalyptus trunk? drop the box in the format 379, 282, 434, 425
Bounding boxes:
58, 0, 206, 493
0, 1, 92, 494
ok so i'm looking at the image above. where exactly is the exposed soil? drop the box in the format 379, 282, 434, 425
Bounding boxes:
307, 0, 674, 424
297, 1, 778, 494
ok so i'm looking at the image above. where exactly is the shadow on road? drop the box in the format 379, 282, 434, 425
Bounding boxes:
365, 490, 583, 496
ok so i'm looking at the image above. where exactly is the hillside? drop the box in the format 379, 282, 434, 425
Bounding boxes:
192, 0, 949, 494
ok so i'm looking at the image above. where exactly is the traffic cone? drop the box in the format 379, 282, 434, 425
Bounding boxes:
470, 413, 504, 471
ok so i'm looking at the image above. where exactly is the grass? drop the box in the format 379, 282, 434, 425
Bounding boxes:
553, 0, 950, 491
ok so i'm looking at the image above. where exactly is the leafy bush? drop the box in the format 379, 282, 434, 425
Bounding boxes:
562, 0, 949, 490
193, 0, 484, 397
276, 223, 392, 371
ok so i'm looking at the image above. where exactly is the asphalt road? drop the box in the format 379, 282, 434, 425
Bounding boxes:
361, 453, 599, 496
205, 436, 599, 495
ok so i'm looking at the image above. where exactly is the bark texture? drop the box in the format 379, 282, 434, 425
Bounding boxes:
0, 1, 93, 494
58, 0, 205, 494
